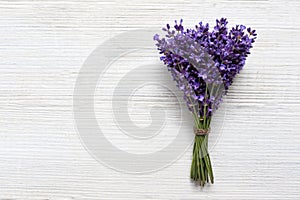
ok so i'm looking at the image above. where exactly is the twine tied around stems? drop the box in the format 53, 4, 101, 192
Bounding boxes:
194, 127, 210, 136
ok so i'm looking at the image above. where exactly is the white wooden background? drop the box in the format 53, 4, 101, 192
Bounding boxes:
0, 0, 300, 199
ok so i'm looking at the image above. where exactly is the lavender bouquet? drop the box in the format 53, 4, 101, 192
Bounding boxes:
154, 18, 257, 186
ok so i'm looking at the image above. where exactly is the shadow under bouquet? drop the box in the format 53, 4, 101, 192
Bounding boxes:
154, 18, 257, 186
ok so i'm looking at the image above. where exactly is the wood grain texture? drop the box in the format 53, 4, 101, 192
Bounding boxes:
0, 0, 299, 199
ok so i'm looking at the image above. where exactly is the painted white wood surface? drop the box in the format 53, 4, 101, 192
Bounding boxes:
0, 0, 299, 199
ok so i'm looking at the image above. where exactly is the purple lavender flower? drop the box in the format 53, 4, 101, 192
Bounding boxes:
154, 18, 257, 186
154, 18, 256, 117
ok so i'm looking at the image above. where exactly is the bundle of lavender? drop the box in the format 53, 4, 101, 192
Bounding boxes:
154, 18, 257, 186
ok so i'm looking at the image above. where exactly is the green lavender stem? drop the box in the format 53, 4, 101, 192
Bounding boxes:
190, 83, 214, 186
190, 118, 214, 186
